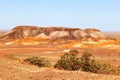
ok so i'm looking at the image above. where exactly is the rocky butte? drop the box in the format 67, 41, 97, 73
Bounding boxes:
0, 26, 106, 41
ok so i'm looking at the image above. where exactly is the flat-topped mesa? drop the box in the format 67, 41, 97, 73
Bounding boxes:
1, 26, 106, 40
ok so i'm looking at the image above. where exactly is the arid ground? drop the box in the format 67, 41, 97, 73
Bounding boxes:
0, 31, 120, 80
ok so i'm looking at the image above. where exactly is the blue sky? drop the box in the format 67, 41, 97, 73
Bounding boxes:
0, 0, 120, 31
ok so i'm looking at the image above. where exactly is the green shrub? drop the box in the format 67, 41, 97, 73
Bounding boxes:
69, 49, 79, 54
80, 52, 92, 72
54, 51, 81, 71
24, 57, 51, 67
55, 50, 114, 74
80, 52, 114, 74
90, 60, 114, 74
116, 65, 120, 75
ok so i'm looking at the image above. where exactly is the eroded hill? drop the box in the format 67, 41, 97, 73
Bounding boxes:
0, 26, 106, 40
0, 26, 120, 80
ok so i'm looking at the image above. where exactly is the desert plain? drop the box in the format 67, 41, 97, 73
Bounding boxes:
0, 26, 120, 80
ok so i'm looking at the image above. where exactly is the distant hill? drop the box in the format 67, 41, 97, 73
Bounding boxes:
0, 30, 8, 34
104, 32, 120, 39
0, 26, 106, 41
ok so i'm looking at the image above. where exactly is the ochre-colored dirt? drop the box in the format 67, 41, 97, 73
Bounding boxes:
0, 39, 120, 80
0, 54, 120, 80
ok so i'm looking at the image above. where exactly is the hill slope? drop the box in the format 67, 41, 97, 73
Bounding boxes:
0, 26, 106, 40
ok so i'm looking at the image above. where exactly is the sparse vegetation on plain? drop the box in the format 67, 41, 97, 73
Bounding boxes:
80, 52, 114, 74
24, 57, 51, 67
54, 50, 81, 71
54, 50, 119, 75
0, 41, 120, 80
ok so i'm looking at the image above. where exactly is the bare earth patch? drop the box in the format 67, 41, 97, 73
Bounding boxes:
0, 39, 120, 80
0, 53, 119, 80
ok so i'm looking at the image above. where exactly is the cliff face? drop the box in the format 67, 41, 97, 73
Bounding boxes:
1, 26, 106, 40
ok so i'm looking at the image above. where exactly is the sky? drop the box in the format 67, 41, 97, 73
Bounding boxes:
0, 0, 120, 31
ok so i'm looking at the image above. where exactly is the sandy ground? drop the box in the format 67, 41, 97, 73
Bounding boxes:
0, 54, 120, 80
0, 41, 120, 80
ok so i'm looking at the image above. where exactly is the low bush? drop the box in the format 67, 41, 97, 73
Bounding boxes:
116, 65, 120, 75
69, 49, 79, 54
54, 50, 81, 71
24, 50, 118, 75
89, 60, 114, 74
24, 57, 51, 67
55, 50, 115, 74
80, 52, 114, 74
80, 52, 92, 72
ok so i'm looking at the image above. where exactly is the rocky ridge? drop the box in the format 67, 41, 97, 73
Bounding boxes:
0, 26, 106, 40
